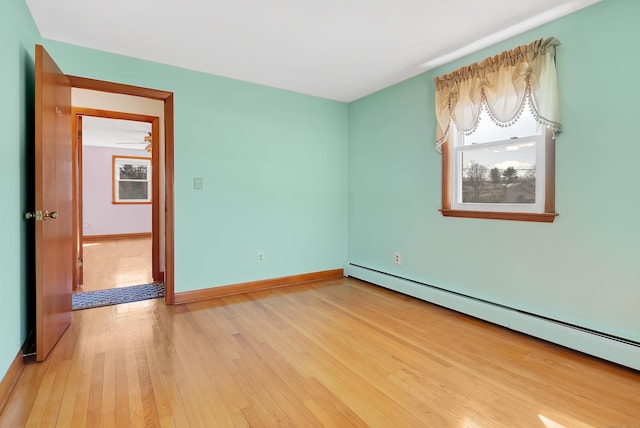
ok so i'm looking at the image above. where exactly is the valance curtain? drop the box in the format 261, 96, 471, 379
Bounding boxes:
434, 37, 561, 152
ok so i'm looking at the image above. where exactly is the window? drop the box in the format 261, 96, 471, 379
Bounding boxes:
434, 37, 561, 222
448, 105, 556, 219
112, 156, 151, 204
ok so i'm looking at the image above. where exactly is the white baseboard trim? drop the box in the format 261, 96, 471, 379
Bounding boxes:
345, 263, 639, 371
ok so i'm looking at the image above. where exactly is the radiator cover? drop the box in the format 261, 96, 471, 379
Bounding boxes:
345, 263, 639, 371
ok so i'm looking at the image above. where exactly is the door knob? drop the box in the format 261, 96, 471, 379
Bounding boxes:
25, 210, 43, 220
43, 210, 58, 220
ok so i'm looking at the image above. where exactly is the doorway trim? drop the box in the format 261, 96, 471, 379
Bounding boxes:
73, 108, 161, 288
67, 76, 175, 304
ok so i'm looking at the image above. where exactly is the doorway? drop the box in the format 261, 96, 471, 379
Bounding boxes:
68, 76, 175, 305
76, 113, 158, 295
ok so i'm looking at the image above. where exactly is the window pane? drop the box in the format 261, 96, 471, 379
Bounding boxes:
119, 181, 149, 200
461, 141, 536, 204
119, 164, 148, 180
464, 108, 539, 145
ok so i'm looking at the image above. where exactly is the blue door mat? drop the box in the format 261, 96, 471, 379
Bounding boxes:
72, 282, 165, 311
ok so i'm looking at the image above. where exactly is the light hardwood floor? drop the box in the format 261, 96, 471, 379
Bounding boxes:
80, 237, 153, 292
2, 278, 639, 427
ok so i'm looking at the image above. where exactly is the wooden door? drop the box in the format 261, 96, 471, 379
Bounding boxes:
34, 45, 73, 361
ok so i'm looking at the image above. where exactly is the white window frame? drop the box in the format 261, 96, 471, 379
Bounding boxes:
112, 155, 152, 204
450, 123, 546, 214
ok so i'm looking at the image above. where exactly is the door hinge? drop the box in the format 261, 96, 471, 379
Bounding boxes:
24, 210, 43, 221
77, 258, 83, 268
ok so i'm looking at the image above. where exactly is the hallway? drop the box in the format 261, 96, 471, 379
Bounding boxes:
80, 236, 152, 292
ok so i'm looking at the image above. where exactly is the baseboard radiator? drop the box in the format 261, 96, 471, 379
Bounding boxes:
345, 263, 640, 371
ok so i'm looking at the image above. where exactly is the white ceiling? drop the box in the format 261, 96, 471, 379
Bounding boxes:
82, 116, 151, 149
26, 0, 599, 102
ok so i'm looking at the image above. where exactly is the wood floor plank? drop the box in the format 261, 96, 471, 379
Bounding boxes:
303, 377, 368, 427
24, 367, 55, 427
114, 342, 132, 428
69, 310, 99, 427
81, 237, 152, 292
55, 337, 86, 425
142, 315, 185, 427
39, 360, 71, 426
2, 278, 639, 427
86, 352, 105, 426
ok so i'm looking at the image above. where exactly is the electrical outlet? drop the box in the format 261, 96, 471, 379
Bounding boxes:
193, 177, 203, 190
394, 252, 401, 265
257, 252, 264, 263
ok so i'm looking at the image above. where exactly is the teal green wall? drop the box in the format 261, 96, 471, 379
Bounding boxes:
0, 0, 40, 380
348, 0, 639, 342
41, 41, 349, 292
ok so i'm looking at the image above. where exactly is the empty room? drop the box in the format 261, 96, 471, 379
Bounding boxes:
1, 0, 639, 426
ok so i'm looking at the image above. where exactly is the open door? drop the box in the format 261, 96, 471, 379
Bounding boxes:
31, 45, 73, 361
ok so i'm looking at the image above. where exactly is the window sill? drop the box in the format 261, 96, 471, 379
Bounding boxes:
440, 209, 558, 223
112, 201, 153, 205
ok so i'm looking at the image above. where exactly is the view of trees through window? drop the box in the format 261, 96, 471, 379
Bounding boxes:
462, 159, 535, 204
457, 107, 539, 205
119, 164, 149, 200
119, 164, 148, 180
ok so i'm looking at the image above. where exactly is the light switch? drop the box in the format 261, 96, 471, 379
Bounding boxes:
193, 177, 203, 190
